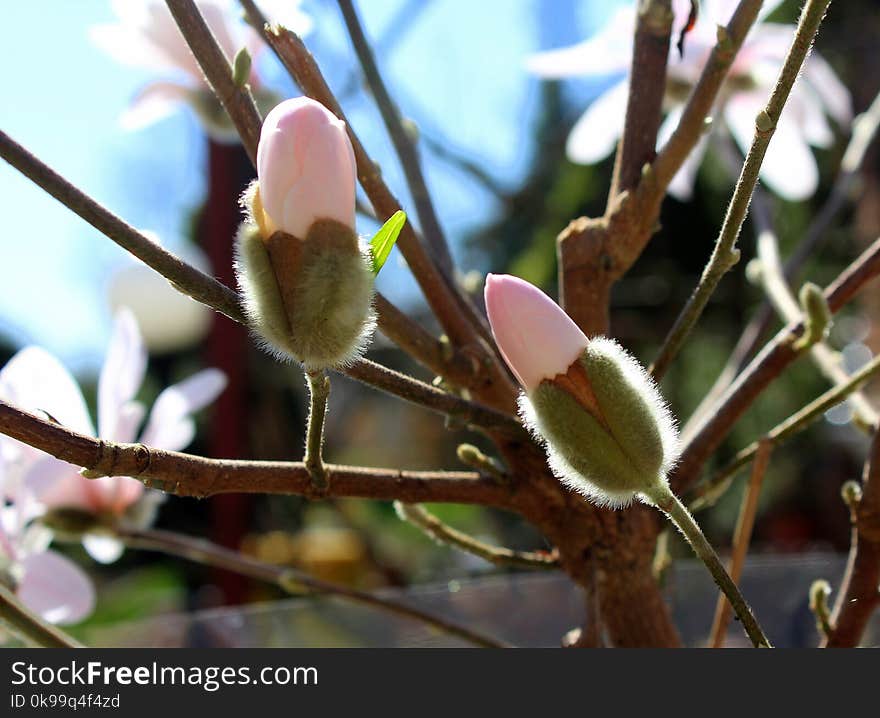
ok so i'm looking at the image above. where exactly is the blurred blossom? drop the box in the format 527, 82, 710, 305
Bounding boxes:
0, 309, 227, 563
108, 233, 212, 354
90, 0, 312, 140
526, 0, 852, 201
0, 445, 95, 626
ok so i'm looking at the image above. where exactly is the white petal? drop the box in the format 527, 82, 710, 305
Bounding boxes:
669, 134, 710, 201
803, 53, 852, 127
89, 24, 184, 73
254, 0, 313, 37
83, 534, 126, 565
120, 81, 192, 130
0, 347, 94, 436
139, 369, 226, 451
98, 309, 147, 441
525, 7, 635, 79
566, 80, 629, 164
17, 550, 95, 625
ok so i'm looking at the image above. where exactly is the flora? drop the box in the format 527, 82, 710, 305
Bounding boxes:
1, 0, 878, 651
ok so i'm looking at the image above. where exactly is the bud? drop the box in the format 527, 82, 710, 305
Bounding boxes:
234, 98, 375, 369
485, 274, 679, 507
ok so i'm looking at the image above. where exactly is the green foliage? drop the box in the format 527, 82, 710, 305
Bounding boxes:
369, 211, 406, 275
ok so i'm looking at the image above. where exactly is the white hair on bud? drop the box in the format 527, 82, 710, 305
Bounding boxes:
519, 393, 637, 508
587, 336, 680, 475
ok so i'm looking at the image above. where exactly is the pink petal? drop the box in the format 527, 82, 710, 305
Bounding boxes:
17, 550, 95, 625
0, 347, 94, 436
485, 274, 589, 392
139, 369, 226, 451
257, 98, 357, 237
566, 80, 629, 164
98, 309, 147, 442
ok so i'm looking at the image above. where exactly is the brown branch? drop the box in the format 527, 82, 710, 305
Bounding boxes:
674, 236, 880, 494
0, 129, 245, 323
823, 430, 880, 647
237, 4, 518, 409
0, 400, 514, 507
651, 0, 763, 189
708, 439, 771, 648
0, 131, 516, 431
0, 585, 82, 649
114, 525, 510, 648
608, 0, 672, 199
165, 0, 263, 163
336, 0, 455, 274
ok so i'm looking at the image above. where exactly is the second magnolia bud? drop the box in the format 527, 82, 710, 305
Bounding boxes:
235, 98, 376, 370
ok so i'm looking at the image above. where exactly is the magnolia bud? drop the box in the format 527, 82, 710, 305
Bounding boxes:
485, 274, 679, 507
234, 98, 375, 369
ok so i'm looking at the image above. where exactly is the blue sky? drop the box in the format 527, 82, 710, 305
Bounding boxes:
0, 0, 617, 375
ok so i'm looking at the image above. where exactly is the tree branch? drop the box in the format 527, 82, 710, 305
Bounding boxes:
609, 0, 673, 199
336, 0, 455, 274
823, 430, 880, 647
675, 236, 880, 494
165, 0, 263, 163
691, 350, 880, 511
113, 525, 510, 648
649, 0, 834, 381
394, 502, 559, 570
0, 585, 82, 649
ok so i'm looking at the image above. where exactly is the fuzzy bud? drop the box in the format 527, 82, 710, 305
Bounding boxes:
485, 274, 679, 507
234, 98, 375, 369
794, 281, 832, 350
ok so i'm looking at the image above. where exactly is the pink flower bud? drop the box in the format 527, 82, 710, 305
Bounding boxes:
256, 97, 357, 238
484, 273, 589, 391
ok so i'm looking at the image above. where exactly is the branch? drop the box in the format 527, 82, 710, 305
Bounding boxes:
708, 439, 771, 648
0, 400, 515, 507
651, 0, 763, 189
649, 0, 834, 380
394, 502, 559, 570
690, 350, 880, 511
609, 0, 672, 199
165, 0, 262, 163
0, 132, 515, 429
239, 3, 514, 404
113, 525, 509, 648
675, 235, 880, 494
0, 129, 245, 323
823, 430, 880, 647
336, 0, 455, 274
0, 585, 82, 649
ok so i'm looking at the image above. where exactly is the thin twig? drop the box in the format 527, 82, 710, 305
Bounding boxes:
647, 485, 771, 648
650, 0, 834, 381
114, 525, 510, 648
674, 235, 880, 495
708, 439, 772, 648
0, 585, 82, 648
823, 430, 880, 647
0, 131, 506, 423
395, 502, 558, 570
336, 0, 455, 274
690, 352, 880, 511
165, 0, 262, 163
0, 400, 515, 507
304, 370, 330, 488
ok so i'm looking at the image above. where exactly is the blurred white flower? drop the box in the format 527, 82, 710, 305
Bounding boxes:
0, 309, 227, 563
91, 0, 313, 140
108, 233, 212, 354
526, 0, 852, 201
0, 445, 95, 626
